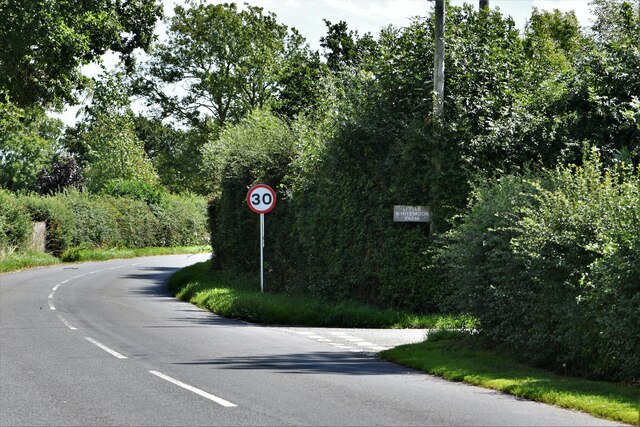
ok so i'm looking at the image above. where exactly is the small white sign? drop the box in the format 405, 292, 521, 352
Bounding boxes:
393, 205, 431, 223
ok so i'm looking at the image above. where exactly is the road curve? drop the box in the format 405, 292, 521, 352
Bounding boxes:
0, 255, 623, 426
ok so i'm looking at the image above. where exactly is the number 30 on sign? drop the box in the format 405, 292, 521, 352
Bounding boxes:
246, 184, 277, 214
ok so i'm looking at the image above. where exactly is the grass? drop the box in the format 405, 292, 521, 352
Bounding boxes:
170, 261, 640, 425
168, 261, 476, 329
60, 245, 211, 262
0, 245, 211, 274
380, 331, 640, 426
0, 251, 61, 273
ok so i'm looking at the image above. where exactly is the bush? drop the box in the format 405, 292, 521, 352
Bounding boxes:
100, 178, 165, 205
442, 154, 640, 383
19, 194, 74, 256
153, 193, 209, 247
0, 190, 32, 254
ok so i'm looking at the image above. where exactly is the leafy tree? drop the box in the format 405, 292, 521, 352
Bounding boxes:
136, 1, 295, 130
320, 20, 378, 73
0, 101, 62, 192
133, 116, 209, 194
63, 69, 158, 193
0, 0, 162, 109
36, 157, 83, 195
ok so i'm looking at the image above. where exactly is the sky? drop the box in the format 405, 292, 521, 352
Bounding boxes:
53, 0, 596, 125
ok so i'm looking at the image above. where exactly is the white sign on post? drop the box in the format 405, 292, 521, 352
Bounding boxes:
246, 184, 277, 293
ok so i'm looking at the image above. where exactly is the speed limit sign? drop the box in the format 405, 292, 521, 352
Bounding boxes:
247, 184, 276, 294
246, 184, 277, 214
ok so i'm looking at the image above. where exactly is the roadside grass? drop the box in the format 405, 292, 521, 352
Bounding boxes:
0, 246, 211, 274
380, 331, 640, 426
0, 251, 60, 273
167, 261, 476, 329
60, 245, 211, 262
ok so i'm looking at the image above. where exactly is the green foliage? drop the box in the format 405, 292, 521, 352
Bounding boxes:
0, 102, 63, 193
79, 114, 159, 193
442, 154, 640, 383
203, 108, 296, 279
0, 190, 32, 254
137, 1, 294, 129
153, 193, 209, 247
11, 191, 208, 256
18, 194, 74, 257
100, 178, 165, 205
0, 0, 161, 109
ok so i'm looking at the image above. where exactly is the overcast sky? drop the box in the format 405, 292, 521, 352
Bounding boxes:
54, 0, 596, 125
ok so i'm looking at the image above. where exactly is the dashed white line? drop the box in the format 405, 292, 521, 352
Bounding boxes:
48, 300, 55, 310
72, 274, 86, 279
57, 314, 77, 330
148, 371, 237, 407
48, 292, 55, 299
84, 337, 128, 359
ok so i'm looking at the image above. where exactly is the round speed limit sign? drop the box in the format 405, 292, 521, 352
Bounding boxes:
246, 184, 277, 214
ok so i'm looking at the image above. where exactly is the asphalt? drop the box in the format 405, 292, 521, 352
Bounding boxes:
0, 254, 626, 426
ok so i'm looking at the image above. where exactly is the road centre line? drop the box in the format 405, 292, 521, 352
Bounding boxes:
57, 314, 77, 330
48, 300, 55, 310
84, 337, 128, 359
148, 371, 237, 407
48, 292, 55, 299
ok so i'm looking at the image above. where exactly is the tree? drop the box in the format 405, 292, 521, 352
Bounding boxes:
0, 0, 162, 109
63, 68, 158, 193
0, 101, 62, 193
136, 1, 294, 130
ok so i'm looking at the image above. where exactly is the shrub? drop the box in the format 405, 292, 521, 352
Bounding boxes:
19, 194, 74, 256
442, 154, 640, 383
0, 190, 32, 254
100, 178, 165, 205
153, 193, 209, 247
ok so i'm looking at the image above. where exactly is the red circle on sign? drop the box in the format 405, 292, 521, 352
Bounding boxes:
246, 184, 277, 214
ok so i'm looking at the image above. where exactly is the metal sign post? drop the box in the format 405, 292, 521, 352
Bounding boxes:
246, 184, 277, 293
260, 213, 264, 293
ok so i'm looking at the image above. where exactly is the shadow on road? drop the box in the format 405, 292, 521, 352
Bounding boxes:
175, 351, 410, 376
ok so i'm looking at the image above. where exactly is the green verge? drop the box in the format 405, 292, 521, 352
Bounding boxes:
380, 331, 640, 426
0, 251, 61, 273
0, 246, 211, 274
60, 245, 211, 262
168, 261, 476, 329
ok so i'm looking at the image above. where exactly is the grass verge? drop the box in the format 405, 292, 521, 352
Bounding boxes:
168, 261, 476, 329
380, 331, 640, 425
0, 246, 211, 274
60, 245, 211, 262
0, 251, 61, 273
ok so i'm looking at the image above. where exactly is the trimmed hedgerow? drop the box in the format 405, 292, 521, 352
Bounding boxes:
0, 189, 32, 254
441, 153, 640, 383
6, 190, 208, 256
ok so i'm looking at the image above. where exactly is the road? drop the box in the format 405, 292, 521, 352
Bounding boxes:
0, 254, 622, 426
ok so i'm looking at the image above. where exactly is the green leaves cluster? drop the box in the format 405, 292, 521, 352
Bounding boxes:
441, 154, 640, 383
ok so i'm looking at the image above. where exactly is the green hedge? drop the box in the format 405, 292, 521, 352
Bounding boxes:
441, 154, 640, 383
0, 189, 32, 254
0, 190, 209, 257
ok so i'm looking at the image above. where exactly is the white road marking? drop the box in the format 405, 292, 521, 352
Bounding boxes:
57, 314, 77, 330
84, 337, 128, 359
73, 274, 85, 279
48, 300, 55, 310
48, 292, 55, 299
148, 371, 236, 407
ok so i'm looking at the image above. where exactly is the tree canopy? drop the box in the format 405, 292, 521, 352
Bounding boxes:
0, 0, 162, 109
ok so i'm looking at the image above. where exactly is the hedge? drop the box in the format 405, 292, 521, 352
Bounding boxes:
0, 190, 209, 257
441, 154, 640, 383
